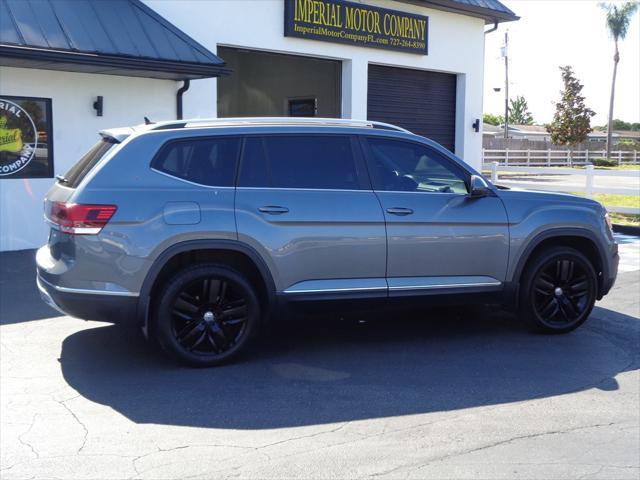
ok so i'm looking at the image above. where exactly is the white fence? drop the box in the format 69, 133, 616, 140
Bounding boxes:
483, 149, 639, 166
484, 162, 640, 215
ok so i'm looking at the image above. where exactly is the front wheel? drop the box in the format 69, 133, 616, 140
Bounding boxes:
152, 264, 260, 366
519, 247, 597, 333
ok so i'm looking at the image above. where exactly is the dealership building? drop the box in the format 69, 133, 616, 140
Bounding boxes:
0, 0, 517, 251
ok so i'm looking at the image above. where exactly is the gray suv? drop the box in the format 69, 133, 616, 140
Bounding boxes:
37, 118, 619, 366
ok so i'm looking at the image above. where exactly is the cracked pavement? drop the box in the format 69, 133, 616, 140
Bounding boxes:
1, 238, 639, 480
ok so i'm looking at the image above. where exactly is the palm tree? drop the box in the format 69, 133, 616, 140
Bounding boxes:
599, 1, 639, 159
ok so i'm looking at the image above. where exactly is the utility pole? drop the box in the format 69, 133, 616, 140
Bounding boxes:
503, 31, 509, 140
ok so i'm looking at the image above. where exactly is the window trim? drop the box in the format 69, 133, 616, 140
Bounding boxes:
237, 134, 369, 191
360, 136, 471, 195
149, 135, 242, 188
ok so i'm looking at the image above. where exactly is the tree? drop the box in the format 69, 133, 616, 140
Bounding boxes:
599, 1, 639, 158
546, 66, 595, 146
483, 113, 504, 126
508, 96, 534, 125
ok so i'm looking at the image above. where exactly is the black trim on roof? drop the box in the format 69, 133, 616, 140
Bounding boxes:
398, 0, 519, 23
0, 0, 229, 79
0, 45, 231, 80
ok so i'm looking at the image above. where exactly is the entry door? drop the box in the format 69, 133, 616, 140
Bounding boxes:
362, 137, 509, 295
235, 134, 387, 295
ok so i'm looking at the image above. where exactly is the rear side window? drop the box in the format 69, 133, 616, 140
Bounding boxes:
238, 135, 360, 190
152, 137, 241, 187
62, 138, 117, 188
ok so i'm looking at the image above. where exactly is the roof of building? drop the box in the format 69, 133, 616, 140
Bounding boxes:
0, 0, 229, 80
409, 0, 519, 23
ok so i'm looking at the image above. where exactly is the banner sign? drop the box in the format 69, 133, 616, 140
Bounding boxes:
284, 0, 429, 55
0, 96, 53, 178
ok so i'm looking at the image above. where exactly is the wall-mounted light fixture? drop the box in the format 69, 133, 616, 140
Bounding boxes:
472, 119, 480, 132
93, 96, 103, 116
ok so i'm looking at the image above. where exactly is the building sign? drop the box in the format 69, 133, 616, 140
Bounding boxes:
284, 0, 428, 55
0, 96, 53, 178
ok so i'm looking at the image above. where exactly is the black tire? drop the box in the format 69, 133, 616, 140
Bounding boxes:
152, 263, 260, 367
519, 246, 597, 334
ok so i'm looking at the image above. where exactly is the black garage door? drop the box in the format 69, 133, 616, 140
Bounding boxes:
367, 65, 457, 151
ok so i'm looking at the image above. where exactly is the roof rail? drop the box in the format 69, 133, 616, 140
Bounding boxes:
148, 117, 412, 134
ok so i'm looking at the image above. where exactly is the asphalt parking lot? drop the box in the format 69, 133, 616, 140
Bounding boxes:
1, 236, 639, 480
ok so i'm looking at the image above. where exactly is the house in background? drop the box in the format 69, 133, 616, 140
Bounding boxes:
483, 124, 624, 149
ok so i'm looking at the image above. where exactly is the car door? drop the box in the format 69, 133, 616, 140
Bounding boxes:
362, 136, 509, 296
235, 133, 387, 297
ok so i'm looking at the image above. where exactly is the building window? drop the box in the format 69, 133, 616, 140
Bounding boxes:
0, 96, 53, 178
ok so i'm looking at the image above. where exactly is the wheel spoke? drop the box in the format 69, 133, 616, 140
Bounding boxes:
539, 297, 558, 318
535, 276, 555, 294
222, 303, 247, 319
208, 323, 228, 350
556, 300, 569, 322
188, 330, 208, 351
564, 296, 580, 319
171, 308, 193, 321
177, 320, 204, 345
222, 317, 246, 326
217, 281, 228, 305
174, 296, 199, 314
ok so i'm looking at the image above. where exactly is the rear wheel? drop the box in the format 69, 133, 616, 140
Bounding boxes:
519, 247, 597, 333
152, 264, 260, 366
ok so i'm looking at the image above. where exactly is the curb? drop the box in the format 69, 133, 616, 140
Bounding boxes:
613, 224, 640, 236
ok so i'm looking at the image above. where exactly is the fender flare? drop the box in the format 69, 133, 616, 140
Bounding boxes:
509, 227, 609, 302
136, 239, 277, 330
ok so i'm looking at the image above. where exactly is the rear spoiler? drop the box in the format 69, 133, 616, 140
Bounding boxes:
99, 127, 134, 144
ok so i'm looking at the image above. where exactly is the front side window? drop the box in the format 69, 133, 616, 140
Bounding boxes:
366, 138, 468, 194
238, 135, 360, 190
152, 137, 240, 187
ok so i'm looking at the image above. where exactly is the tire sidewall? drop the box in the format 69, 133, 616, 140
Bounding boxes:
520, 247, 597, 333
153, 264, 260, 367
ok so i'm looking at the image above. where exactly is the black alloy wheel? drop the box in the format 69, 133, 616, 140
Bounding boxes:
153, 264, 260, 366
520, 247, 597, 333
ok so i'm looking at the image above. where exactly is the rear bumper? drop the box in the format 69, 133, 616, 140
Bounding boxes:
36, 274, 138, 324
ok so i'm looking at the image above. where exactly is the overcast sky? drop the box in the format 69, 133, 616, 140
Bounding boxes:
483, 0, 640, 126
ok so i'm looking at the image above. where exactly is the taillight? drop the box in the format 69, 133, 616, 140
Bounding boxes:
47, 202, 117, 235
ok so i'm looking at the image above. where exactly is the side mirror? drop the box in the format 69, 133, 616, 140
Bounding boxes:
467, 175, 491, 198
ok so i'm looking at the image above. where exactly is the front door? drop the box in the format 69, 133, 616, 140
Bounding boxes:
235, 134, 387, 296
362, 137, 509, 295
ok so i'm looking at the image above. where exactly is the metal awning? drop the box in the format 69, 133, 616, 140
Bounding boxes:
402, 0, 519, 23
0, 0, 230, 80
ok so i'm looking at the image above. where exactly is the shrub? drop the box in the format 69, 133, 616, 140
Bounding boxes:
590, 157, 618, 167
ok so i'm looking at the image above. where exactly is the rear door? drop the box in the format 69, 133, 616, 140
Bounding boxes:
235, 134, 387, 296
362, 136, 509, 295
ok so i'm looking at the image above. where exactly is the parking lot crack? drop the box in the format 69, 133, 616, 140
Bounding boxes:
58, 396, 88, 453
366, 422, 625, 479
17, 414, 39, 460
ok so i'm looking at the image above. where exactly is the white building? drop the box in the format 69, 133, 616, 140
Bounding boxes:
0, 0, 518, 251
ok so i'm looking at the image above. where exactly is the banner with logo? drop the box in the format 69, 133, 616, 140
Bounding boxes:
0, 96, 53, 178
284, 0, 429, 55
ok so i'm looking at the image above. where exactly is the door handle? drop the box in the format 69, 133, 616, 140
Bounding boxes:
258, 206, 289, 215
386, 207, 414, 216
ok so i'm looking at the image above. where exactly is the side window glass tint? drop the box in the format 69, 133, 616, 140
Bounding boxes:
239, 137, 270, 187
263, 136, 359, 190
367, 138, 468, 194
152, 137, 240, 187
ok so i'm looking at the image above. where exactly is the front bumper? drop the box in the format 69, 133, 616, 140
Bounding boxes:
600, 250, 619, 298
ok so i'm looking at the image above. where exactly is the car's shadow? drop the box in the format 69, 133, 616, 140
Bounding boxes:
59, 305, 638, 429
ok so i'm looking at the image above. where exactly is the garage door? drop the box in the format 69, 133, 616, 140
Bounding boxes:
367, 65, 457, 152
